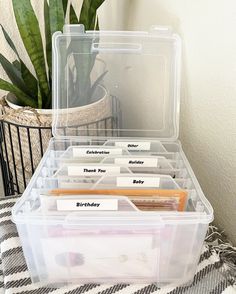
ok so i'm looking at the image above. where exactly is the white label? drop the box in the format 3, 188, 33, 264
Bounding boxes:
115, 141, 151, 151
114, 157, 158, 167
117, 177, 160, 188
73, 147, 123, 157
68, 165, 120, 176
56, 199, 118, 211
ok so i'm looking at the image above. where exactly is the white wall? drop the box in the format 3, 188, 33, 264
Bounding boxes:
0, 0, 236, 244
114, 0, 236, 244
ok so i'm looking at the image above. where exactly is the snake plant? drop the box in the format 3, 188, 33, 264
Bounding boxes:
0, 0, 105, 109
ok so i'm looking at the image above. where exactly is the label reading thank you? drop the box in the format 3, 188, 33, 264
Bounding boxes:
68, 165, 120, 176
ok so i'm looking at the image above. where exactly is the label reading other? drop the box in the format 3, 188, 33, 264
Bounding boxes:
57, 199, 118, 211
114, 157, 158, 167
117, 177, 160, 188
115, 141, 151, 151
73, 148, 123, 157
68, 165, 121, 176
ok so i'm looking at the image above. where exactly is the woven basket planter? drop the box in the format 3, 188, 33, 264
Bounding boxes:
0, 89, 117, 195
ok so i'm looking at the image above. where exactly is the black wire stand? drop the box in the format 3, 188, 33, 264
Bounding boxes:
0, 97, 120, 196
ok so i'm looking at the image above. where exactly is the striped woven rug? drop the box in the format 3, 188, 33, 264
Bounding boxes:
0, 197, 235, 294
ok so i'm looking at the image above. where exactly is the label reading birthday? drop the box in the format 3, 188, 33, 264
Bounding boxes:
56, 199, 118, 211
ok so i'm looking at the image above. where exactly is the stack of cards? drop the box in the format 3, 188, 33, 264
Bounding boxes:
33, 139, 201, 213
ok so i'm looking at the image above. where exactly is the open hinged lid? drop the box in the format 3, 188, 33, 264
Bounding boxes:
52, 25, 181, 140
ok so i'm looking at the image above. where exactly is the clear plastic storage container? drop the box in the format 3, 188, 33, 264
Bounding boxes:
12, 25, 213, 286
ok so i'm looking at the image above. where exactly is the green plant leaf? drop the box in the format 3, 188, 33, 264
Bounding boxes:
69, 4, 78, 24
0, 53, 29, 93
0, 24, 39, 99
44, 84, 52, 108
0, 24, 20, 60
12, 0, 50, 106
49, 0, 65, 35
71, 39, 95, 106
44, 0, 52, 73
21, 63, 38, 99
62, 0, 68, 16
68, 0, 105, 105
89, 70, 107, 99
12, 60, 21, 71
79, 0, 105, 30
14, 61, 38, 101
37, 83, 43, 109
95, 19, 100, 30
0, 54, 38, 102
0, 78, 37, 108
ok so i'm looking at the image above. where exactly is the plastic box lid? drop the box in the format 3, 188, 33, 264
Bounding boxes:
52, 25, 181, 140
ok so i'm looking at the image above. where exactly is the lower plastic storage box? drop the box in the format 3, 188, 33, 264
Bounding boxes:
12, 25, 213, 286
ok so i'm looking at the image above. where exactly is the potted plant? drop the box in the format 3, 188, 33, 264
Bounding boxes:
0, 0, 115, 194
